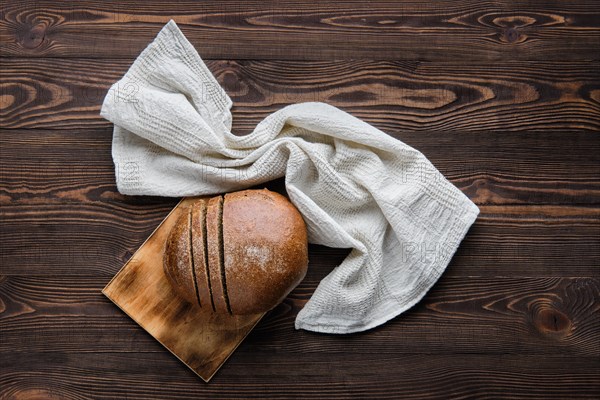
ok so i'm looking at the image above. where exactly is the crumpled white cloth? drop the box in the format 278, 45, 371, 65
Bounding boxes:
100, 20, 479, 334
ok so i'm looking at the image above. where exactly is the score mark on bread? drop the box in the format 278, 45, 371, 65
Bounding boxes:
163, 189, 309, 315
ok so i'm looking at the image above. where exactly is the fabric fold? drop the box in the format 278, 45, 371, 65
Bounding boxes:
101, 20, 479, 334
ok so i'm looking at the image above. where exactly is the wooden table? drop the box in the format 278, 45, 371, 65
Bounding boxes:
1, 1, 599, 398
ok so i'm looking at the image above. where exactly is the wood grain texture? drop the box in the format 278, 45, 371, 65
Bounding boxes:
1, 275, 598, 357
1, 58, 599, 131
1, 352, 599, 399
1, 0, 599, 60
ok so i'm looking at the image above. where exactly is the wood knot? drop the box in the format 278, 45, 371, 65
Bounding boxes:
504, 28, 520, 43
531, 301, 572, 337
11, 387, 64, 400
0, 94, 16, 110
20, 24, 46, 49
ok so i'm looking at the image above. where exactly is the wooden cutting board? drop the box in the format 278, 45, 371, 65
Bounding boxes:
102, 197, 265, 382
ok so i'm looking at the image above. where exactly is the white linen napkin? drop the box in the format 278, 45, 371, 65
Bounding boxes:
100, 20, 479, 334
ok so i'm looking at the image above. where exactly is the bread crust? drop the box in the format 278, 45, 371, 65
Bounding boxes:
223, 189, 308, 315
163, 209, 198, 305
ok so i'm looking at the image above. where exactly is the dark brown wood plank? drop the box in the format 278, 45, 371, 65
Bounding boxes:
1, 275, 598, 357
1, 1, 599, 60
2, 202, 598, 277
2, 128, 598, 207
1, 58, 599, 131
1, 350, 598, 399
1, 128, 599, 276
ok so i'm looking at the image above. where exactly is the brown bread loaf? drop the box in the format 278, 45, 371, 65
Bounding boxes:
163, 189, 308, 315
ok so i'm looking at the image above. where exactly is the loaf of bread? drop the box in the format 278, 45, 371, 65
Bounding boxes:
163, 189, 308, 315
